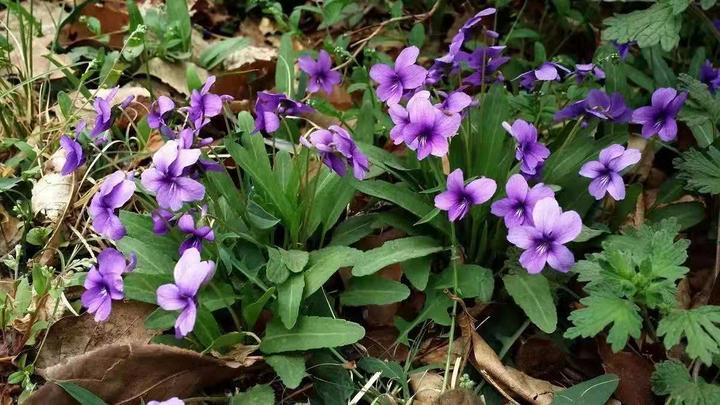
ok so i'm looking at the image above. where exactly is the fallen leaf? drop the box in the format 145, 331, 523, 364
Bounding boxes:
597, 340, 654, 405
57, 0, 129, 50
515, 336, 567, 380
0, 206, 22, 257
409, 371, 443, 405
435, 388, 484, 405
224, 46, 277, 71
31, 173, 73, 224
137, 58, 209, 96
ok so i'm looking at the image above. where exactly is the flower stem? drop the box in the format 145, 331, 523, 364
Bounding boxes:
442, 223, 460, 391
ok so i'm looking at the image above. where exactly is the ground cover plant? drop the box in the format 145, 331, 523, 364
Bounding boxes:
1, 0, 720, 404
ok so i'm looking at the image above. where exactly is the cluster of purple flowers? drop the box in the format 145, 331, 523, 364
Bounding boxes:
502, 119, 550, 178
700, 60, 720, 93
301, 125, 369, 180
81, 248, 135, 321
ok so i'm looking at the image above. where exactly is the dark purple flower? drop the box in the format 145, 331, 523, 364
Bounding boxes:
502, 119, 550, 177
579, 144, 641, 200
448, 8, 497, 57
148, 399, 184, 405
612, 41, 634, 60
90, 170, 136, 240
573, 63, 605, 83
81, 248, 135, 322
437, 91, 473, 115
141, 140, 205, 211
700, 60, 720, 94
517, 62, 570, 90
462, 46, 509, 86
148, 96, 175, 135
491, 174, 555, 228
254, 91, 313, 134
507, 197, 582, 274
188, 76, 233, 129
156, 248, 215, 338
301, 125, 369, 180
177, 213, 215, 254
298, 50, 342, 94
59, 135, 84, 176
554, 89, 632, 123
397, 91, 462, 160
152, 208, 175, 235
434, 168, 496, 222
631, 88, 687, 142
89, 87, 119, 141
369, 46, 427, 105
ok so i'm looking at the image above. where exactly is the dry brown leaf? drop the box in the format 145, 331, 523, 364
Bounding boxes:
435, 388, 485, 405
409, 371, 443, 405
138, 59, 209, 96
598, 340, 654, 405
224, 46, 277, 71
31, 173, 73, 224
35, 301, 158, 370
0, 206, 22, 257
12, 288, 64, 336
57, 0, 129, 50
28, 343, 257, 405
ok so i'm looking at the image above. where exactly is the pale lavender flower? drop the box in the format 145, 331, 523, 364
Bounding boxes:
388, 103, 409, 144
369, 46, 427, 105
554, 89, 631, 124
59, 135, 84, 176
579, 144, 641, 200
89, 87, 123, 141
434, 168, 496, 222
177, 213, 215, 254
156, 248, 215, 338
700, 60, 720, 94
573, 63, 605, 83
188, 76, 233, 129
254, 91, 313, 133
141, 140, 205, 211
631, 88, 687, 141
298, 50, 342, 94
81, 248, 135, 322
447, 8, 497, 57
507, 197, 582, 274
502, 119, 550, 177
301, 125, 369, 180
491, 174, 555, 228
397, 91, 461, 160
148, 96, 175, 135
437, 91, 473, 115
148, 399, 184, 405
90, 170, 136, 240
152, 208, 175, 235
517, 62, 570, 90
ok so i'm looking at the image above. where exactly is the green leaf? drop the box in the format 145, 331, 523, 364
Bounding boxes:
56, 382, 108, 405
242, 287, 275, 328
199, 37, 249, 69
552, 374, 619, 405
260, 316, 365, 353
266, 354, 305, 389
651, 360, 720, 404
121, 24, 145, 61
432, 265, 494, 302
503, 273, 557, 333
165, 0, 192, 51
657, 306, 720, 365
275, 33, 295, 96
565, 294, 643, 352
266, 248, 290, 285
358, 357, 409, 396
230, 384, 275, 405
678, 73, 720, 119
341, 276, 410, 306
675, 147, 720, 194
352, 236, 444, 277
647, 202, 705, 231
303, 246, 362, 298
408, 24, 425, 48
602, 2, 682, 51
402, 256, 432, 291
277, 274, 304, 329
144, 307, 177, 330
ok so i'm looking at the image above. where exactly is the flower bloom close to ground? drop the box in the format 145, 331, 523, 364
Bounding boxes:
436, 91, 473, 115
434, 168, 496, 222
254, 91, 313, 133
554, 89, 632, 124
462, 45, 509, 86
396, 91, 461, 160
148, 95, 176, 136
502, 119, 550, 177
518, 62, 570, 90
90, 170, 136, 240
148, 399, 184, 405
81, 248, 135, 322
141, 140, 205, 211
59, 135, 84, 176
298, 50, 342, 94
700, 60, 720, 94
631, 87, 687, 142
177, 212, 215, 254
579, 144, 641, 200
301, 125, 369, 180
573, 63, 605, 83
152, 208, 175, 235
156, 248, 215, 338
507, 197, 582, 274
188, 76, 233, 129
447, 8, 497, 58
370, 46, 427, 105
491, 174, 555, 228
612, 40, 634, 60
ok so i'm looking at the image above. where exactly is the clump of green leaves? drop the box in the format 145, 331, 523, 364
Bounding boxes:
652, 361, 720, 404
675, 147, 720, 194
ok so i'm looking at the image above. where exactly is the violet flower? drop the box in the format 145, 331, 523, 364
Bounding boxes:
90, 170, 136, 241
397, 91, 462, 160
434, 168, 496, 222
612, 41, 634, 60
369, 46, 427, 105
152, 208, 175, 235
502, 119, 550, 177
148, 96, 175, 135
156, 248, 215, 338
573, 63, 605, 83
554, 89, 632, 124
463, 46, 509, 86
437, 91, 473, 115
141, 140, 205, 211
507, 197, 582, 274
631, 88, 687, 142
301, 125, 369, 180
59, 135, 84, 176
81, 248, 135, 322
177, 213, 215, 254
148, 399, 184, 405
89, 87, 124, 142
517, 62, 570, 90
491, 174, 555, 228
254, 91, 313, 133
188, 76, 233, 129
448, 8, 497, 57
388, 103, 409, 144
700, 60, 720, 94
579, 144, 641, 200
298, 50, 342, 94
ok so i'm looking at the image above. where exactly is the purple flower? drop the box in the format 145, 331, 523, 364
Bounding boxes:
156, 248, 215, 338
148, 399, 184, 405
388, 103, 409, 144
148, 96, 175, 135
298, 50, 342, 94
90, 170, 136, 240
462, 46, 509, 86
254, 91, 313, 133
436, 91, 473, 115
573, 63, 605, 83
579, 144, 641, 200
301, 125, 369, 180
89, 87, 119, 141
396, 91, 461, 160
434, 168, 496, 222
369, 46, 427, 105
612, 41, 634, 60
507, 197, 582, 274
502, 119, 550, 177
554, 90, 632, 124
491, 174, 555, 228
517, 62, 570, 90
59, 135, 84, 176
188, 76, 233, 129
141, 140, 205, 211
631, 88, 687, 142
177, 213, 215, 254
152, 208, 175, 235
700, 60, 720, 94
81, 248, 135, 322
448, 8, 497, 57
